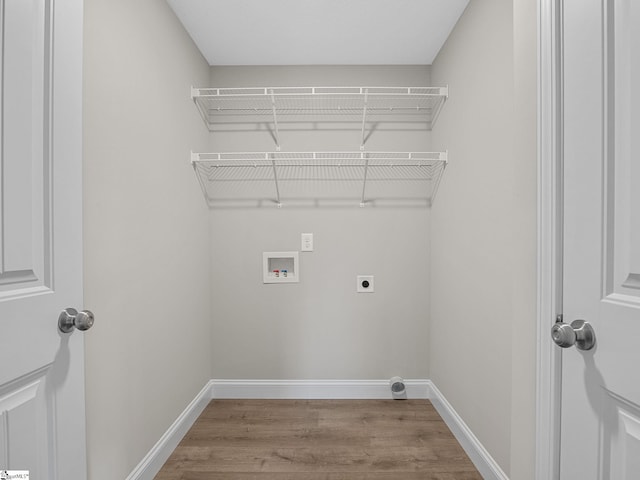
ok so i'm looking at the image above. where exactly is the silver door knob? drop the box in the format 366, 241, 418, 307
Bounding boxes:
551, 318, 595, 350
58, 308, 95, 333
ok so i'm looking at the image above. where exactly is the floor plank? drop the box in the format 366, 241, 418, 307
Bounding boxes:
154, 399, 482, 480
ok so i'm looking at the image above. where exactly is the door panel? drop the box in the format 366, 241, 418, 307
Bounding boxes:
607, 393, 640, 480
561, 0, 640, 478
0, 367, 49, 472
0, 0, 50, 296
0, 0, 86, 478
608, 0, 640, 299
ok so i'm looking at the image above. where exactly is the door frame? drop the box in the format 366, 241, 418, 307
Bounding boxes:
536, 0, 563, 478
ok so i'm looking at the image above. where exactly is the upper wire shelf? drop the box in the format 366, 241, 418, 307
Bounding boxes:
191, 86, 448, 149
191, 151, 447, 208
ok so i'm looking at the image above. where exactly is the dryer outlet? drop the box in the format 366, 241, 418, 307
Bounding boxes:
357, 275, 374, 293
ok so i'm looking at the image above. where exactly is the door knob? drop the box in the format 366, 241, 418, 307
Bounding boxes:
551, 317, 595, 350
58, 308, 95, 333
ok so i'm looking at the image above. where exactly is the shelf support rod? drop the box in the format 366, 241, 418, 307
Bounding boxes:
269, 153, 282, 207
360, 88, 369, 150
270, 89, 281, 151
360, 152, 369, 207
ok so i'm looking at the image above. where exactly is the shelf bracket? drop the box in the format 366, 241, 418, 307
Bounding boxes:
360, 88, 369, 150
360, 152, 369, 207
191, 87, 211, 129
269, 153, 282, 207
269, 89, 281, 151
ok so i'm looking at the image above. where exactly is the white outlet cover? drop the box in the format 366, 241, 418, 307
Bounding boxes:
301, 233, 313, 252
357, 275, 374, 293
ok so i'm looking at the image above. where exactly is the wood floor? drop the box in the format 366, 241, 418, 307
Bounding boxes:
155, 399, 483, 480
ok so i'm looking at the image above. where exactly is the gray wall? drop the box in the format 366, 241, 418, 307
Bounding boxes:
430, 0, 537, 478
208, 66, 432, 380
83, 0, 212, 478
82, 1, 538, 477
510, 0, 537, 476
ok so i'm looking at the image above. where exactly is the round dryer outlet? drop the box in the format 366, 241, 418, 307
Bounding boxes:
357, 275, 374, 293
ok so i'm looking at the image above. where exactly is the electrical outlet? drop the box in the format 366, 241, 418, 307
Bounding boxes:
301, 233, 313, 251
357, 275, 374, 293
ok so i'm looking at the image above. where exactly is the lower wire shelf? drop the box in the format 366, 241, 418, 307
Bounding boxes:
191, 151, 447, 208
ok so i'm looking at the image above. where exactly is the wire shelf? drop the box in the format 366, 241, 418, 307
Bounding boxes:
192, 151, 447, 208
191, 86, 448, 148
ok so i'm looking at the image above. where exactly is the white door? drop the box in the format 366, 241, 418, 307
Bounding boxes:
0, 0, 87, 478
559, 0, 640, 478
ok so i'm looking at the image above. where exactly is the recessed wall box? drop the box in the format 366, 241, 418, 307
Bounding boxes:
263, 252, 299, 283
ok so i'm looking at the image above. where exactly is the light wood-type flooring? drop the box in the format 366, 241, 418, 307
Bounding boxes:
155, 399, 483, 480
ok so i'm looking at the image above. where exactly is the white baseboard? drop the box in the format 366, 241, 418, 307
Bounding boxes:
125, 380, 214, 480
427, 381, 509, 480
210, 379, 430, 399
126, 378, 507, 480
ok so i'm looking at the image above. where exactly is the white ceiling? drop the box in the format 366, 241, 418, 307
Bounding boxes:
166, 0, 470, 66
